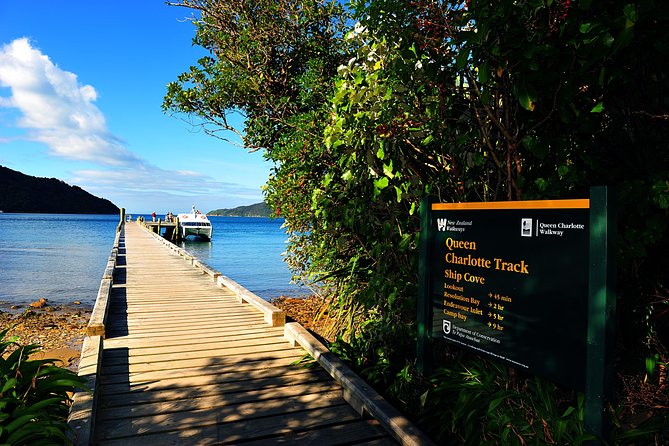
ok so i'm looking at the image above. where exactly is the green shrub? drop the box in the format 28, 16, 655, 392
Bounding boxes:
0, 328, 86, 445
417, 354, 668, 445
418, 358, 593, 445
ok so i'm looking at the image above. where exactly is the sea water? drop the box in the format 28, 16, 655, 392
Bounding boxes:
0, 213, 303, 308
176, 216, 305, 299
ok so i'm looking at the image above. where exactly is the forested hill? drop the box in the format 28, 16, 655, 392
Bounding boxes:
0, 165, 119, 214
207, 202, 270, 217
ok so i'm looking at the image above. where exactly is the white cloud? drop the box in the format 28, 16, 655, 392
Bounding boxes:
0, 38, 264, 212
72, 166, 236, 195
69, 166, 264, 213
0, 38, 142, 166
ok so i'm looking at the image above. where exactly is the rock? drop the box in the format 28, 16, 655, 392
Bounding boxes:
73, 301, 81, 305
11, 305, 21, 310
29, 297, 48, 309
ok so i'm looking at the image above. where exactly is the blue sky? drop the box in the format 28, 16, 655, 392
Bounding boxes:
0, 1, 270, 214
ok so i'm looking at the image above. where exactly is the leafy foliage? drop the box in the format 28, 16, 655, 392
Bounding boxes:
163, 0, 351, 295
418, 357, 593, 445
0, 328, 86, 445
165, 0, 669, 443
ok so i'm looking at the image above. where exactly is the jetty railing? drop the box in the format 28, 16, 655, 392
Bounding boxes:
68, 208, 125, 444
138, 216, 181, 242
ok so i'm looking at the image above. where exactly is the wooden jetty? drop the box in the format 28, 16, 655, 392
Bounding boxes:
68, 219, 434, 445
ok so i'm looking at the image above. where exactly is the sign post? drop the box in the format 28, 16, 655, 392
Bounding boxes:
585, 187, 617, 443
417, 196, 435, 375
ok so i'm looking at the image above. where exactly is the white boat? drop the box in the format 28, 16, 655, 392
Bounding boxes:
177, 206, 213, 240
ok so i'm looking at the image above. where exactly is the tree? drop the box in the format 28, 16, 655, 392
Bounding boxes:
163, 0, 350, 290
164, 0, 347, 148
166, 0, 669, 442
323, 0, 669, 441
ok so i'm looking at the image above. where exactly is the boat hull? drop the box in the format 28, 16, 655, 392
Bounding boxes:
182, 226, 212, 240
177, 211, 213, 241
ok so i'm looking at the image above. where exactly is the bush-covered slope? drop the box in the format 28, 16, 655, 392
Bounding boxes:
0, 165, 119, 214
207, 202, 270, 217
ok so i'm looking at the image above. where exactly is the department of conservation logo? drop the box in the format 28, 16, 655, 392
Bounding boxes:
443, 320, 452, 335
521, 218, 533, 237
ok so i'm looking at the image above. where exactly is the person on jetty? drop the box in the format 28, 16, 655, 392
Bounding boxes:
151, 211, 156, 222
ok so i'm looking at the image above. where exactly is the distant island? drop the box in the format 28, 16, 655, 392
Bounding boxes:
0, 165, 119, 214
207, 202, 271, 217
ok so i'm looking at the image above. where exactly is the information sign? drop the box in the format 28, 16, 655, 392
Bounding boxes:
423, 199, 590, 390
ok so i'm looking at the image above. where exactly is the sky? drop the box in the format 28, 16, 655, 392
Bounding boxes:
0, 1, 271, 214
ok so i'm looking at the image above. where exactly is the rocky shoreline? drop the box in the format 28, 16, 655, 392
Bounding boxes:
0, 302, 91, 370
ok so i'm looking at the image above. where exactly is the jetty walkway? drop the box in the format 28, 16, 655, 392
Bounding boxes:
68, 221, 433, 445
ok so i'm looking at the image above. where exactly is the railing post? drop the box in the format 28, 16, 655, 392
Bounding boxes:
117, 208, 125, 233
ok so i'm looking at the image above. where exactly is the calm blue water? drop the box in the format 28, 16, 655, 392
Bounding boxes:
0, 213, 303, 308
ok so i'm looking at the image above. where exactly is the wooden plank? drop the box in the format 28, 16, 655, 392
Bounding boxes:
108, 294, 238, 303
192, 258, 222, 279
106, 310, 262, 322
96, 405, 360, 445
217, 276, 285, 326
100, 346, 302, 374
99, 349, 303, 378
101, 329, 289, 351
103, 324, 280, 341
98, 396, 350, 439
97, 387, 343, 421
67, 335, 103, 445
240, 420, 393, 445
102, 326, 284, 344
100, 341, 298, 367
114, 310, 260, 323
112, 316, 263, 330
102, 336, 300, 360
105, 313, 263, 329
99, 367, 329, 398
98, 372, 334, 409
99, 359, 326, 389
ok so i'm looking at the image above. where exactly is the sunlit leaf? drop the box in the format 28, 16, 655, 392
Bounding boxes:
590, 102, 605, 113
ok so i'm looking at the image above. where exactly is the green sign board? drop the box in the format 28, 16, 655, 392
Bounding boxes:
422, 199, 591, 390
417, 188, 617, 442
